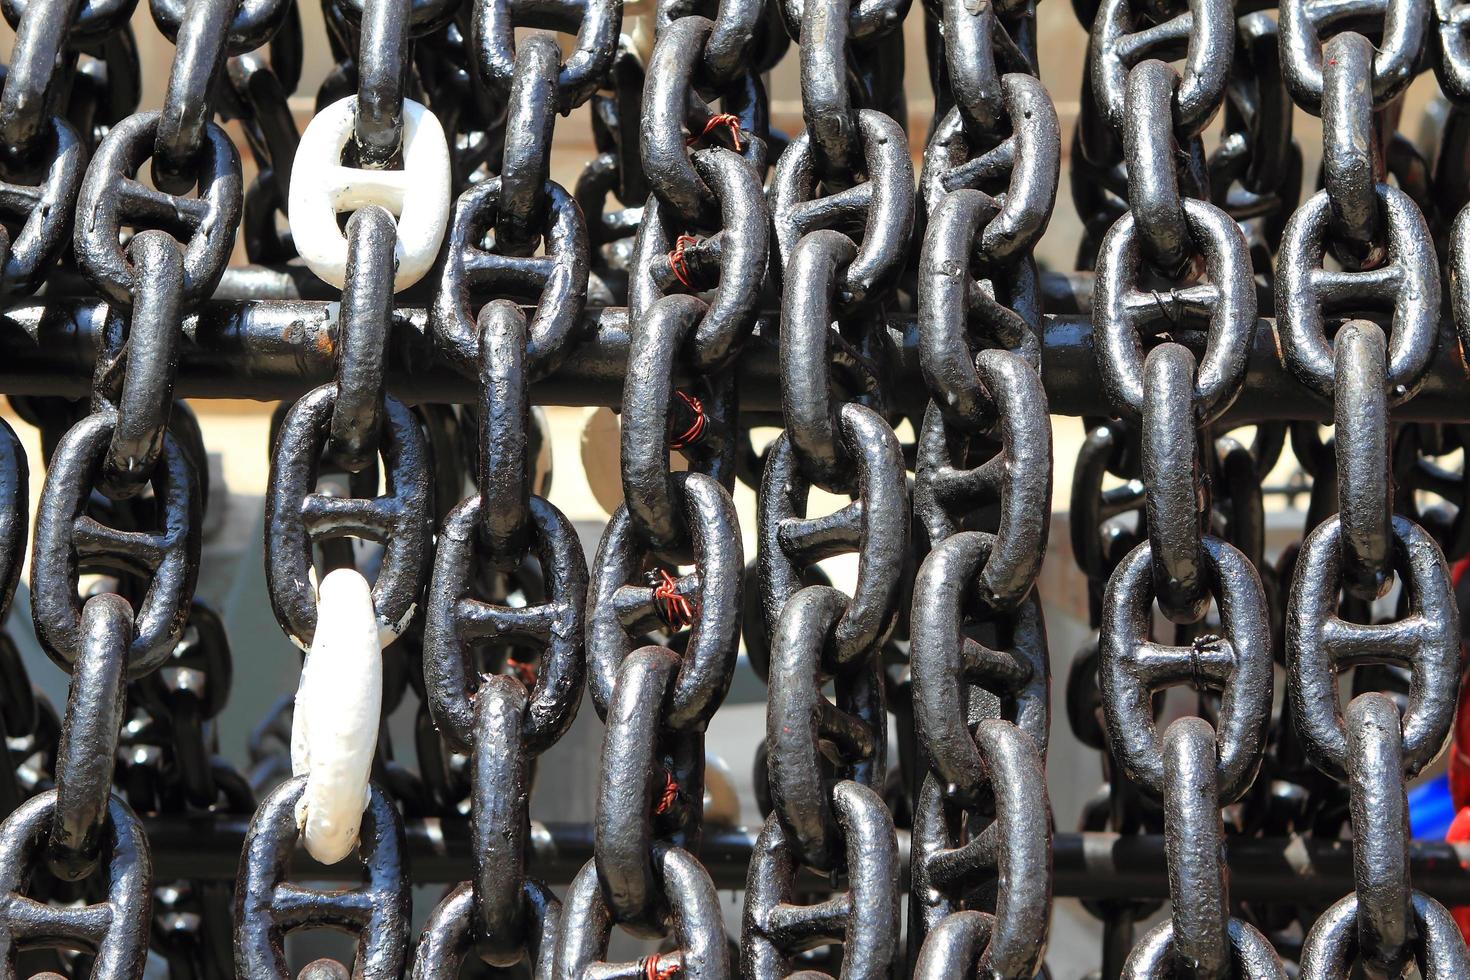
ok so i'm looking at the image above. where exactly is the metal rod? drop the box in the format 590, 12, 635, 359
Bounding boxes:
139, 819, 1470, 904
3, 290, 1465, 423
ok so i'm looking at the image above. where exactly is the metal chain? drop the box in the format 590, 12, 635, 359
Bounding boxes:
0, 0, 1466, 974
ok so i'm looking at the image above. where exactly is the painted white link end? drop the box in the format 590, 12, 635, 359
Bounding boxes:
288, 97, 452, 292
291, 567, 383, 865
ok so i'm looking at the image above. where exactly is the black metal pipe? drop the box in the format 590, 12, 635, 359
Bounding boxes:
1049, 832, 1470, 905
38, 265, 1102, 310
2, 292, 1466, 423
138, 819, 1470, 904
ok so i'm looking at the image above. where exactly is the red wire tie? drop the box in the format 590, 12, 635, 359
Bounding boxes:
654, 771, 679, 815
669, 389, 706, 450
641, 954, 681, 980
688, 113, 743, 152
652, 568, 694, 629
668, 234, 699, 288
510, 658, 537, 688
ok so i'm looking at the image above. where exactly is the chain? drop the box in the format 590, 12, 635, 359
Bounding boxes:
0, 0, 1466, 974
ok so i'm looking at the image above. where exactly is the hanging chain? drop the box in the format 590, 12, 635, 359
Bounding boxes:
0, 0, 1468, 974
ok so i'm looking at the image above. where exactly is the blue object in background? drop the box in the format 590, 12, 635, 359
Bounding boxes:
1409, 773, 1457, 839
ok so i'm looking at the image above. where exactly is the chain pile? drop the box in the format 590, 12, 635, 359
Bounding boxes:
0, 0, 1468, 973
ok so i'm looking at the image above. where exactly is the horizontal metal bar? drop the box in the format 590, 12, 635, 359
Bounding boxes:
138, 818, 1470, 905
2, 291, 1465, 423
1052, 832, 1470, 905
42, 266, 1101, 311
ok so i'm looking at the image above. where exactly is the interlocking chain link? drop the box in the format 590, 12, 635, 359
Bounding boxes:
0, 0, 1467, 974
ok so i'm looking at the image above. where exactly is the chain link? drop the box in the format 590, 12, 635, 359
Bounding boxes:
0, 0, 1465, 973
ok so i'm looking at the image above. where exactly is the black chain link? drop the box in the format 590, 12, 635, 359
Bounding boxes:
0, 0, 1465, 974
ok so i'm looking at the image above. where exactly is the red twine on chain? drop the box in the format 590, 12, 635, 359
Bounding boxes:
654, 771, 679, 815
687, 113, 743, 151
509, 658, 537, 688
652, 568, 694, 629
641, 954, 681, 980
669, 389, 706, 449
668, 234, 699, 288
